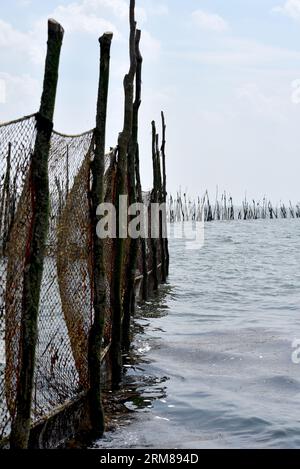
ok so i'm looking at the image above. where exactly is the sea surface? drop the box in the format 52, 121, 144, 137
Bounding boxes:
94, 219, 300, 449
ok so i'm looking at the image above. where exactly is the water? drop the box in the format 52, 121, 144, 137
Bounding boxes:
95, 219, 300, 449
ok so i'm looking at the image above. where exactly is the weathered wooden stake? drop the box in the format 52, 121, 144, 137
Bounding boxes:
111, 0, 137, 386
0, 143, 11, 254
133, 33, 148, 301
155, 131, 167, 283
88, 31, 113, 439
151, 120, 159, 291
123, 29, 142, 349
161, 112, 169, 277
66, 144, 70, 196
10, 19, 64, 449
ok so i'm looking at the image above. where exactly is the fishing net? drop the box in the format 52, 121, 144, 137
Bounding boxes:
0, 110, 160, 443
0, 114, 37, 439
0, 115, 117, 437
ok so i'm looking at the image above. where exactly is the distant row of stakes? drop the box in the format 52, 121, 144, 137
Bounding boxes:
168, 190, 300, 222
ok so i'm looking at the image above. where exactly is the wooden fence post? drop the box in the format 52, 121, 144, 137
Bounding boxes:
151, 120, 159, 291
111, 0, 137, 386
10, 19, 64, 449
161, 111, 169, 276
133, 33, 148, 301
155, 132, 167, 283
122, 29, 142, 349
88, 32, 113, 439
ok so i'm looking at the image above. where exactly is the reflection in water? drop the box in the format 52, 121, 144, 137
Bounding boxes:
91, 284, 172, 444
120, 285, 172, 412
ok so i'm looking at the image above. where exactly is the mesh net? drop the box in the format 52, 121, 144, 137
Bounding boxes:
0, 115, 37, 439
33, 130, 94, 420
0, 116, 117, 436
0, 113, 159, 442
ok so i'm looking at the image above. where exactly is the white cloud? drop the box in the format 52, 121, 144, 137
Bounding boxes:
186, 37, 300, 67
0, 0, 159, 65
236, 83, 287, 122
152, 5, 169, 16
192, 9, 229, 32
142, 1, 169, 17
273, 0, 300, 20
0, 1, 124, 65
0, 79, 5, 104
141, 29, 161, 61
45, 2, 118, 37
0, 18, 44, 64
0, 72, 40, 118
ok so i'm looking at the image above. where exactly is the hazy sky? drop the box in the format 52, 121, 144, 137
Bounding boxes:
1, 0, 300, 202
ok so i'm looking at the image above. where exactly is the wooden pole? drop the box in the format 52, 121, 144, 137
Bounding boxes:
10, 19, 64, 449
66, 144, 69, 196
160, 113, 169, 274
123, 29, 142, 349
155, 132, 167, 283
88, 31, 113, 439
0, 142, 11, 255
151, 120, 159, 291
111, 0, 137, 386
133, 34, 148, 301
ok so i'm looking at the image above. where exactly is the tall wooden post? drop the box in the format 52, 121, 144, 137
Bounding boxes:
122, 29, 142, 349
151, 120, 159, 291
66, 144, 70, 196
88, 32, 113, 439
161, 111, 169, 276
111, 0, 137, 386
10, 19, 64, 449
133, 33, 148, 301
0, 143, 11, 255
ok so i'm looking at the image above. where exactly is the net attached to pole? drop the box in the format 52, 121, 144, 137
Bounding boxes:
0, 115, 117, 437
0, 115, 37, 440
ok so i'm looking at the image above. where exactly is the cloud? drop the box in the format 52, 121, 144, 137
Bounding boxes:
186, 37, 300, 67
273, 0, 300, 20
140, 29, 161, 61
236, 83, 287, 122
141, 1, 169, 17
192, 9, 229, 32
0, 0, 160, 65
0, 1, 126, 65
45, 2, 118, 37
0, 18, 44, 64
0, 72, 40, 118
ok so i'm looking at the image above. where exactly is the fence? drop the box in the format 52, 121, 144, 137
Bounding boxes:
0, 1, 168, 449
169, 191, 300, 222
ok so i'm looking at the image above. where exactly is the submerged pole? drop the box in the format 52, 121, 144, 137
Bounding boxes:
10, 19, 64, 449
88, 31, 113, 439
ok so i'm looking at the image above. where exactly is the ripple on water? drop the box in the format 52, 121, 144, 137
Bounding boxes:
95, 220, 300, 449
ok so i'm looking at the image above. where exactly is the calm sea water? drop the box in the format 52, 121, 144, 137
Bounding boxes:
95, 219, 300, 449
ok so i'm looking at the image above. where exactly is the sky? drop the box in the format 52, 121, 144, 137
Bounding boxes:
1, 0, 300, 202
